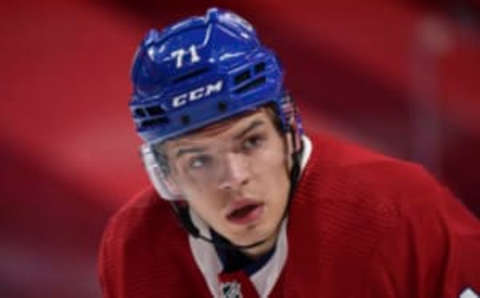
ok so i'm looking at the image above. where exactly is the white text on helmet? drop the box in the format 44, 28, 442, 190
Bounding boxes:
171, 45, 201, 68
171, 80, 223, 108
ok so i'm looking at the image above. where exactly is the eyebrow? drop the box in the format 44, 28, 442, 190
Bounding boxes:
234, 119, 264, 140
175, 146, 207, 158
175, 119, 265, 158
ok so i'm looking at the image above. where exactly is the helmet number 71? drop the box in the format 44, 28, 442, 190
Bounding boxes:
171, 45, 201, 68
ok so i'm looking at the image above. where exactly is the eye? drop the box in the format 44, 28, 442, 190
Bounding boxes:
242, 134, 265, 151
189, 155, 211, 169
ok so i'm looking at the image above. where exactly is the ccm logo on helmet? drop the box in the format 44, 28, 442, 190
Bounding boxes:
171, 80, 224, 108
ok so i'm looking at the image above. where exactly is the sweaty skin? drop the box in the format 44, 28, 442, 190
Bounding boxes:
163, 109, 292, 257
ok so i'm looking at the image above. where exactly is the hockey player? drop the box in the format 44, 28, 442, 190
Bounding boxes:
98, 8, 480, 298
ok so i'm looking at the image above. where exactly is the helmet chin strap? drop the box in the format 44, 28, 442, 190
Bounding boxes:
169, 130, 303, 253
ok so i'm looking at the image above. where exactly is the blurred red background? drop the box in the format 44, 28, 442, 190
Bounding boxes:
1, 0, 479, 297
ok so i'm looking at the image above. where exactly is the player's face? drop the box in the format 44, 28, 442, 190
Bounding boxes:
164, 109, 292, 256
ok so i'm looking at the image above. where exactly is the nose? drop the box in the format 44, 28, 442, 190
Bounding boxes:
218, 152, 250, 191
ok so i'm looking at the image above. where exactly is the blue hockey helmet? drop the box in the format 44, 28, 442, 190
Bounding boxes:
131, 8, 303, 200
129, 8, 301, 145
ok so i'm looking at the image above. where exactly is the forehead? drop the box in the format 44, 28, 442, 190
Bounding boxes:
164, 108, 275, 149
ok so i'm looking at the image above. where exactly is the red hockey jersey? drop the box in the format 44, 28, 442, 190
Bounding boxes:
99, 133, 480, 298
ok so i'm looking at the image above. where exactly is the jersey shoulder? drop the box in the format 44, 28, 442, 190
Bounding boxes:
303, 132, 452, 211
101, 187, 181, 247
98, 187, 188, 275
98, 188, 199, 296
288, 133, 480, 291
290, 132, 472, 258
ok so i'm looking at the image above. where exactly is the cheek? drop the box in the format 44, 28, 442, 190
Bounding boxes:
179, 178, 224, 218
175, 167, 211, 196
181, 181, 216, 208
256, 142, 288, 176
257, 141, 291, 199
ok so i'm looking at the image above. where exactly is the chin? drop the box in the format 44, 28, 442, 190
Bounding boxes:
231, 223, 275, 247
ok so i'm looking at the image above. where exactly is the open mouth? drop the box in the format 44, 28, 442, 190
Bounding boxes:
226, 203, 264, 224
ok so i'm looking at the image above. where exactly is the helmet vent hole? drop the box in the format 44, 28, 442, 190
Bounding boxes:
146, 106, 166, 116
254, 62, 266, 74
234, 76, 266, 94
181, 115, 191, 125
234, 70, 251, 85
218, 101, 228, 112
141, 117, 169, 128
172, 67, 209, 84
134, 108, 146, 118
